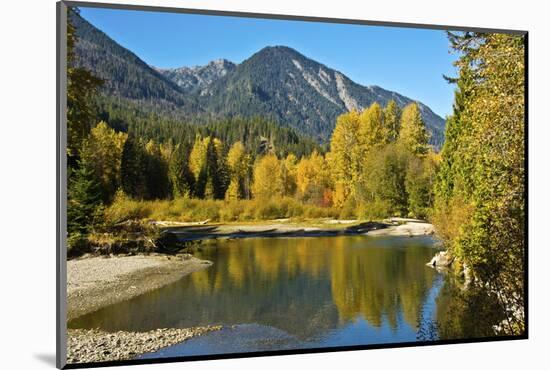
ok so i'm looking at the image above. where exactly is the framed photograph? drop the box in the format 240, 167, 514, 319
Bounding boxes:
56, 1, 528, 368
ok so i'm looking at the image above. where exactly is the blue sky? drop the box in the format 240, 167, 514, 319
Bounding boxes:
80, 7, 458, 118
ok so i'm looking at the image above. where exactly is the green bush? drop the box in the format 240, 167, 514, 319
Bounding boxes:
357, 200, 392, 221
67, 232, 90, 257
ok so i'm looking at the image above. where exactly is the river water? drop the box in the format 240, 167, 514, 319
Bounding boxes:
69, 235, 455, 358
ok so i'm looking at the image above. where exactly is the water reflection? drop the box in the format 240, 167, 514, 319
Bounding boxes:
69, 236, 441, 345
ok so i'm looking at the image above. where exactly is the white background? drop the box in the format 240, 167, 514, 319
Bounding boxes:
0, 0, 547, 368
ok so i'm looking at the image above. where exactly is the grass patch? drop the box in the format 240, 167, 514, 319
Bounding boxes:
104, 194, 340, 223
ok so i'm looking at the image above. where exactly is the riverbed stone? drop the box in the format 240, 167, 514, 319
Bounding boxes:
427, 251, 454, 267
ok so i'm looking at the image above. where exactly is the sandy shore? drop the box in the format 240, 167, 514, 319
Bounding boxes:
67, 326, 221, 364
67, 254, 212, 321
367, 221, 435, 237
159, 219, 434, 241
161, 221, 388, 241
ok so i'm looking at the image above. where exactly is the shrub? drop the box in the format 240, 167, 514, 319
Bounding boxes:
67, 232, 90, 258
357, 199, 392, 221
219, 200, 245, 222
254, 200, 285, 220
104, 195, 340, 223
104, 190, 152, 224
339, 197, 357, 219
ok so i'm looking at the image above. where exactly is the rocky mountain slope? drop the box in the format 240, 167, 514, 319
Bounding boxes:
187, 46, 445, 143
73, 12, 446, 146
155, 59, 236, 94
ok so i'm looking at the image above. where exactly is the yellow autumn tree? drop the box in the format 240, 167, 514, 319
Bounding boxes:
398, 103, 429, 155
296, 151, 329, 204
328, 110, 360, 207
225, 141, 249, 200
81, 121, 127, 202
281, 153, 298, 197
189, 136, 210, 181
252, 154, 283, 199
358, 102, 390, 151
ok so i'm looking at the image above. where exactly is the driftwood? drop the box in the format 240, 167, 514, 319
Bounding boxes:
236, 228, 277, 235
153, 219, 210, 227
388, 217, 426, 224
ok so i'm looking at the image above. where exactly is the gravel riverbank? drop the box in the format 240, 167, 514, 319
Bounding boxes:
67, 326, 222, 364
67, 254, 212, 321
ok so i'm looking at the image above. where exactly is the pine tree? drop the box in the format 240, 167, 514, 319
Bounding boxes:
384, 100, 401, 142
168, 144, 195, 198
66, 8, 103, 166
435, 68, 475, 203
145, 139, 170, 199
67, 157, 103, 235
204, 138, 224, 199
120, 134, 148, 199
212, 138, 230, 198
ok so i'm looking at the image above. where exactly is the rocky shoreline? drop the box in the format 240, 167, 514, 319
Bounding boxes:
66, 254, 218, 364
67, 254, 212, 321
67, 326, 222, 364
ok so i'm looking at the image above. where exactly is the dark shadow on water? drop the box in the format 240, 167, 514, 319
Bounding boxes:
34, 353, 56, 367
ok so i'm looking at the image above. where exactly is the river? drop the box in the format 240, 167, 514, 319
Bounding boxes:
69, 235, 457, 358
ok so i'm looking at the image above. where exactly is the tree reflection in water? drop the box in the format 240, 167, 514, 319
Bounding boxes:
69, 236, 496, 345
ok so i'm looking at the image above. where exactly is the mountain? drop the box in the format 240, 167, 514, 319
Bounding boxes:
73, 13, 446, 147
185, 46, 445, 144
155, 59, 236, 94
71, 12, 200, 116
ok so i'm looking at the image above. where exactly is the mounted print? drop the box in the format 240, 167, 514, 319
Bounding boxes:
56, 1, 528, 368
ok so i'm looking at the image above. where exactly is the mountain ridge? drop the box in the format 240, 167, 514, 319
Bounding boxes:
71, 12, 202, 117
73, 13, 446, 146
154, 59, 237, 94
182, 45, 445, 143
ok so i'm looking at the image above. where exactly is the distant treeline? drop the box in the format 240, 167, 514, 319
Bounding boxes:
93, 96, 321, 159
71, 98, 436, 221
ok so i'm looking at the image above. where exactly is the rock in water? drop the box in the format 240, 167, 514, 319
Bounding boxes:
427, 251, 454, 267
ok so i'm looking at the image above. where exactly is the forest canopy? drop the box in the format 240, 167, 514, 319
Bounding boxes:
433, 32, 525, 335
